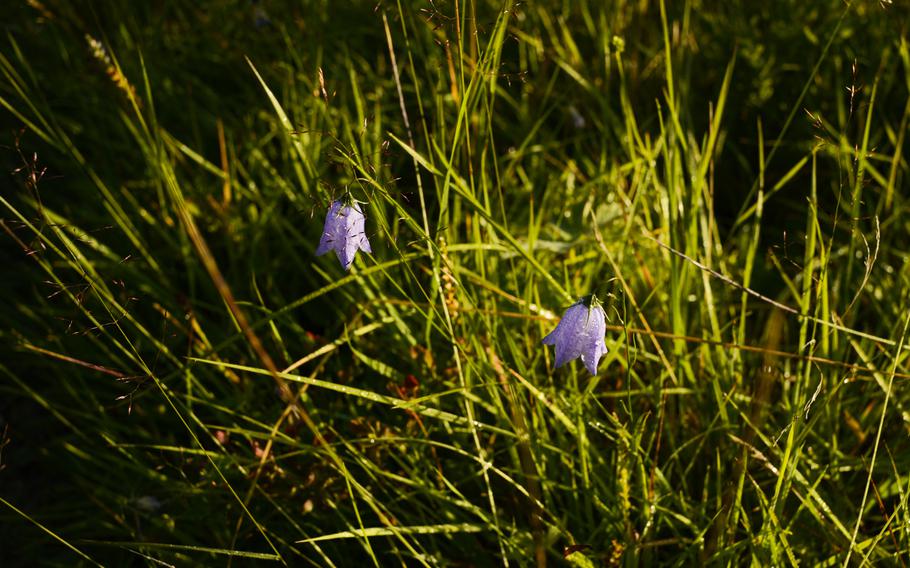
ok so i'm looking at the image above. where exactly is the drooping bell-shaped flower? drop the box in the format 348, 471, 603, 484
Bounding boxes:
542, 295, 608, 376
315, 199, 372, 270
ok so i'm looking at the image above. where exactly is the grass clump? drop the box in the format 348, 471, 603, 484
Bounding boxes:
3, 0, 910, 565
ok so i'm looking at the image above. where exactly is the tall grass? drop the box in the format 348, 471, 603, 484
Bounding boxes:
3, 0, 910, 565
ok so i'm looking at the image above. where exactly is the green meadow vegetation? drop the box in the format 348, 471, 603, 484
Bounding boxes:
3, 0, 910, 565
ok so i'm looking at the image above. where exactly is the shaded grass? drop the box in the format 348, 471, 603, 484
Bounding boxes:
3, 0, 910, 565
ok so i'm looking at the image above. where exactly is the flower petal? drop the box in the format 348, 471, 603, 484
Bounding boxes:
359, 234, 372, 253
315, 234, 333, 256
581, 341, 605, 375
316, 201, 344, 257
541, 326, 560, 346
337, 245, 356, 270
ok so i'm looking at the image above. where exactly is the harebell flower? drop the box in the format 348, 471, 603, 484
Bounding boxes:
316, 198, 372, 270
542, 295, 608, 376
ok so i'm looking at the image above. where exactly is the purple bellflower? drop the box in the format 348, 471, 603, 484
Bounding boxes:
542, 295, 608, 376
316, 199, 372, 270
